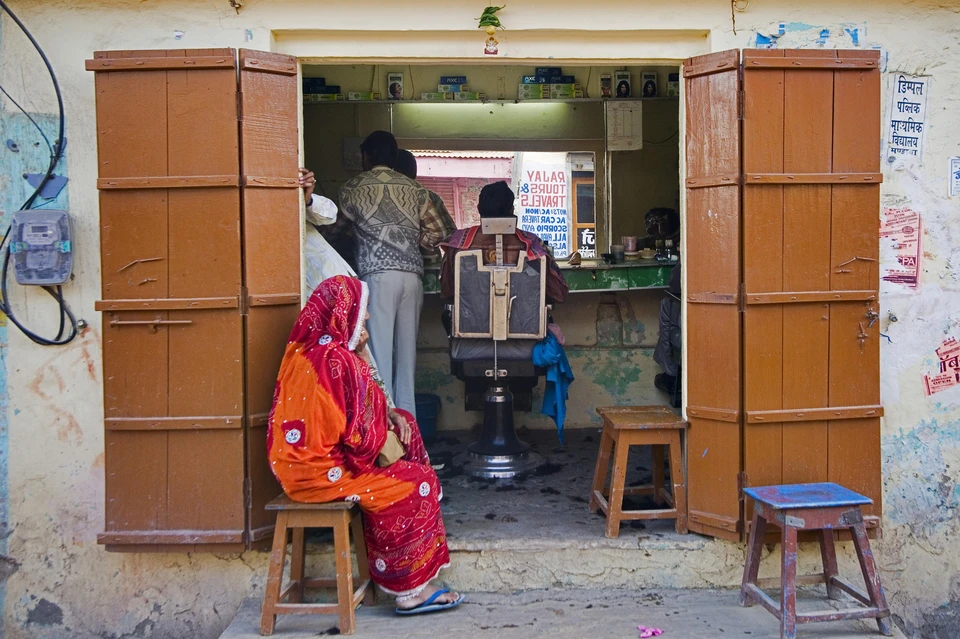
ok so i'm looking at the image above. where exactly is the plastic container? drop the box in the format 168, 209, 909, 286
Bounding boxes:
414, 393, 441, 442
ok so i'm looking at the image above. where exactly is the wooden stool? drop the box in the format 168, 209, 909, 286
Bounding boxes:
260, 495, 375, 636
740, 483, 892, 639
590, 406, 688, 538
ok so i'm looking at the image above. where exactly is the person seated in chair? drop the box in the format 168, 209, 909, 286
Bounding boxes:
439, 181, 569, 305
653, 261, 682, 395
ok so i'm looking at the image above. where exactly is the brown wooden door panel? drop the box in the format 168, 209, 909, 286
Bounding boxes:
102, 311, 170, 418
166, 429, 245, 533
101, 309, 242, 418
104, 431, 168, 533
245, 306, 297, 537
167, 189, 242, 297
740, 49, 882, 533
242, 188, 300, 295
100, 191, 170, 299
830, 186, 880, 291
683, 49, 742, 541
166, 310, 244, 416
238, 49, 301, 538
166, 69, 240, 176
91, 49, 249, 550
94, 69, 169, 179
829, 417, 882, 519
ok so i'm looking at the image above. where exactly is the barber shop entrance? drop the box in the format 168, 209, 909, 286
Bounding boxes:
90, 43, 882, 564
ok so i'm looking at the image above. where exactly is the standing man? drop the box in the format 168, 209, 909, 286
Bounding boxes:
333, 131, 447, 414
394, 149, 458, 247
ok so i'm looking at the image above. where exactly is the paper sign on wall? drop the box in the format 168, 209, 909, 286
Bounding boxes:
605, 101, 643, 151
950, 157, 960, 198
516, 162, 570, 257
922, 337, 960, 397
880, 206, 921, 290
884, 74, 929, 167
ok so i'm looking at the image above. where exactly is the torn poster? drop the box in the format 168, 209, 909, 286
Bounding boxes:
885, 74, 929, 168
880, 206, 921, 289
950, 156, 960, 198
923, 337, 960, 396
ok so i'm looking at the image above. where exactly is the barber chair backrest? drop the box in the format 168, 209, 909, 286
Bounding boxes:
452, 250, 548, 341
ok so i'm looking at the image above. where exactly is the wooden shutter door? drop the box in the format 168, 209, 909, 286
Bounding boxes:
741, 49, 883, 530
682, 50, 743, 541
237, 50, 301, 543
89, 49, 246, 550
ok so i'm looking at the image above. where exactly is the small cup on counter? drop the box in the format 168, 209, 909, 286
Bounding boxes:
610, 244, 625, 262
622, 236, 638, 252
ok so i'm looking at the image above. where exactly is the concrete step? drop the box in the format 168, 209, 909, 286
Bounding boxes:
221, 587, 906, 639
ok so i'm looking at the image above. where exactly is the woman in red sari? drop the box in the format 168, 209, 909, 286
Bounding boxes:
268, 275, 462, 614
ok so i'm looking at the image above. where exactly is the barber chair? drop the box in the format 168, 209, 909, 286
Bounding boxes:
446, 217, 549, 478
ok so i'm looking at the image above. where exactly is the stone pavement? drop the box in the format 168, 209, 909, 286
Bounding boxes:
220, 587, 905, 639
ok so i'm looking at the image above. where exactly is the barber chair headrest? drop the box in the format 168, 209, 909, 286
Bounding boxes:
480, 217, 517, 235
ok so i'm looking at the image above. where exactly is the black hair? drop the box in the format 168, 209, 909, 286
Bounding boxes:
617, 80, 630, 96
478, 181, 516, 218
645, 207, 680, 234
360, 130, 399, 168
394, 149, 418, 179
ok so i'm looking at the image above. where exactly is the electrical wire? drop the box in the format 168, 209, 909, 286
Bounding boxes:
0, 0, 78, 346
643, 130, 679, 145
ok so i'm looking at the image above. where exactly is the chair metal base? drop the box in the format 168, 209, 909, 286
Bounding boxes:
463, 384, 543, 478
463, 450, 544, 479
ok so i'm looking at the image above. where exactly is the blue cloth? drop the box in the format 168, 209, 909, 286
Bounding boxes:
532, 333, 574, 443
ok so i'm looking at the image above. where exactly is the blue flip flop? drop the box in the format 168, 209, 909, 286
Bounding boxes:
395, 588, 464, 616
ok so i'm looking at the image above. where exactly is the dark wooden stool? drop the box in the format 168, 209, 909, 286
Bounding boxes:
260, 495, 374, 636
590, 406, 688, 538
740, 483, 892, 639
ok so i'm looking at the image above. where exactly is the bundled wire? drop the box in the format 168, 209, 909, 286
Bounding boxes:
0, 0, 78, 345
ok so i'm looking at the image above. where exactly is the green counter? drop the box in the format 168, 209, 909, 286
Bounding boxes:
422, 260, 675, 294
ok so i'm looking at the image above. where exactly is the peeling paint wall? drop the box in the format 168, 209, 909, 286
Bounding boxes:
1, 1, 959, 638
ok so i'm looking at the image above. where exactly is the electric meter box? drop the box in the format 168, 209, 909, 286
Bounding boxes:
9, 209, 73, 286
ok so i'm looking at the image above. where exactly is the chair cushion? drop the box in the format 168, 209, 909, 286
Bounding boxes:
450, 338, 536, 361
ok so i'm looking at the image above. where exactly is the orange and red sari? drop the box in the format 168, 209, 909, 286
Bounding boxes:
267, 275, 450, 597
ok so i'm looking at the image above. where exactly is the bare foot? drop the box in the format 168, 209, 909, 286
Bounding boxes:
396, 583, 460, 610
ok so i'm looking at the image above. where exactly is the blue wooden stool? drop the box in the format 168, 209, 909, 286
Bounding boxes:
740, 483, 892, 639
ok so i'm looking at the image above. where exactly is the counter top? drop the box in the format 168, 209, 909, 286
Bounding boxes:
422, 259, 675, 294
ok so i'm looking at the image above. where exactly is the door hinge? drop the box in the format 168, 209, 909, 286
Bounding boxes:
738, 89, 745, 121
239, 286, 249, 315
244, 477, 253, 510
737, 471, 748, 502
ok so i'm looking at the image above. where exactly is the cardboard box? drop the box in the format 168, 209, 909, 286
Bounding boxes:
548, 83, 583, 98
420, 92, 454, 101
453, 91, 486, 101
522, 76, 549, 84
640, 71, 658, 98
387, 72, 404, 100
438, 84, 469, 93
302, 77, 326, 93
518, 84, 546, 99
347, 92, 381, 101
667, 73, 680, 97
309, 85, 341, 94
535, 67, 562, 76
440, 75, 467, 84
304, 93, 342, 102
547, 75, 577, 84
614, 71, 632, 98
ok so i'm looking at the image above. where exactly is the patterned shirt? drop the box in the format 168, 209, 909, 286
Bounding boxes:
336, 167, 447, 278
